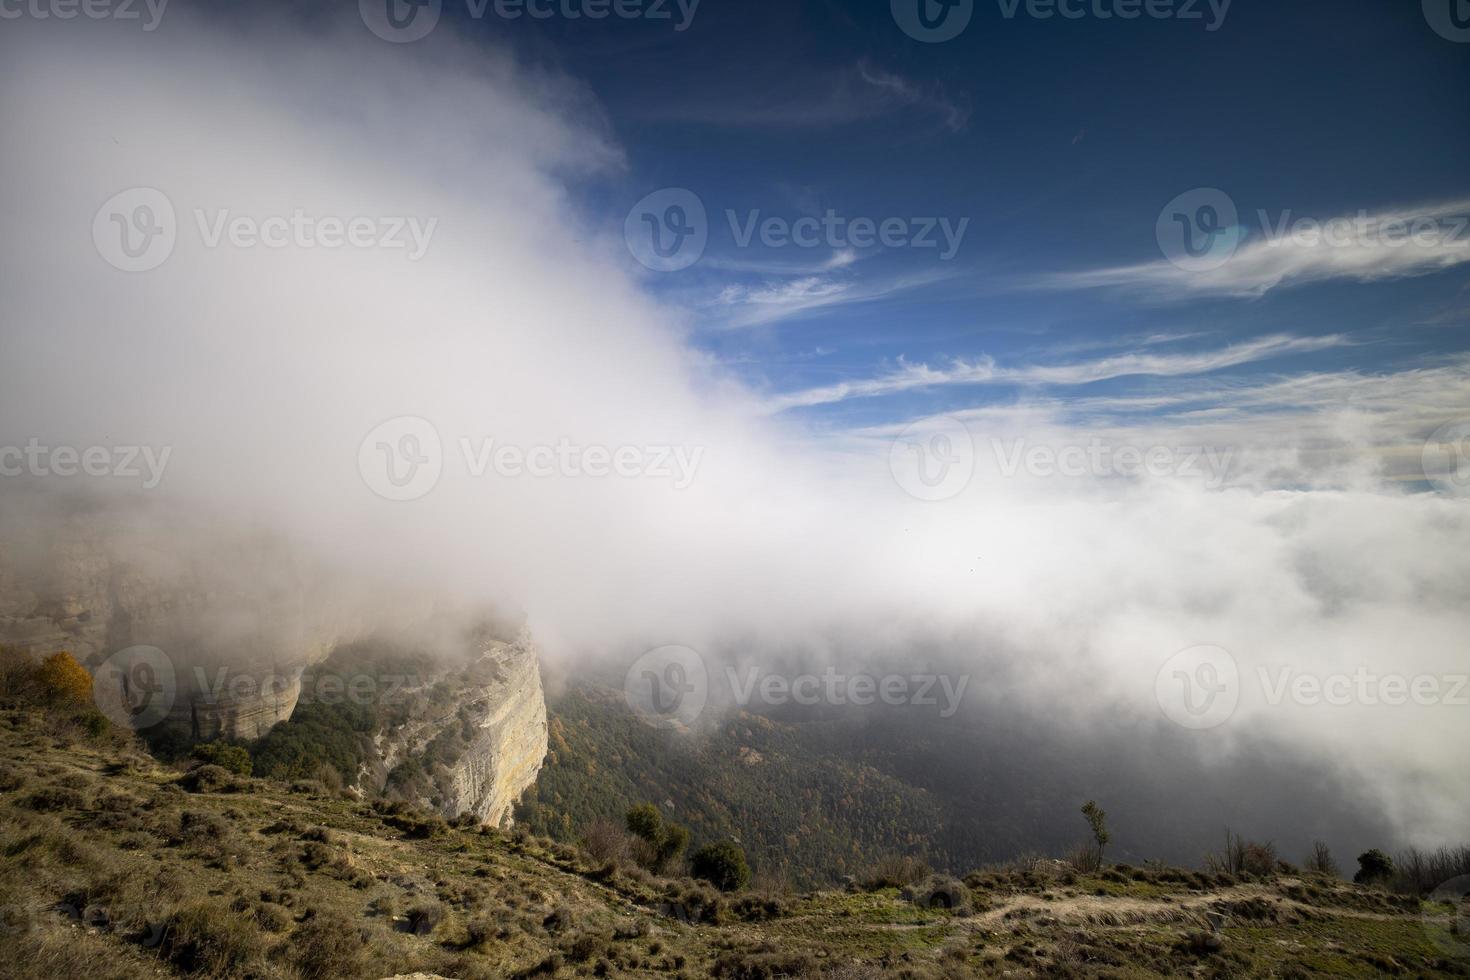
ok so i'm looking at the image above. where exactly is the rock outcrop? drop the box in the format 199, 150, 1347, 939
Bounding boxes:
0, 491, 549, 827
0, 501, 328, 740
359, 631, 548, 828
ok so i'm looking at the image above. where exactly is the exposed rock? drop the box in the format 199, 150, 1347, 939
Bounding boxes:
0, 502, 330, 740
362, 631, 548, 828
0, 492, 548, 826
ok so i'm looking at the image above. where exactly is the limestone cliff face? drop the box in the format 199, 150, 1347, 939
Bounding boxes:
361, 632, 548, 828
0, 504, 327, 740
0, 493, 549, 827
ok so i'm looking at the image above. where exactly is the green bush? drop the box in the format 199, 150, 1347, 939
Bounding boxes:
691, 841, 751, 892
1354, 849, 1394, 885
190, 742, 253, 776
624, 802, 690, 872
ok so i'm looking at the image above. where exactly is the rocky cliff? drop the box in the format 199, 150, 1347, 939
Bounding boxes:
0, 491, 549, 827
359, 631, 548, 828
0, 499, 328, 740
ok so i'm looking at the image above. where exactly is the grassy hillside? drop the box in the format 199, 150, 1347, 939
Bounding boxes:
3, 706, 1467, 979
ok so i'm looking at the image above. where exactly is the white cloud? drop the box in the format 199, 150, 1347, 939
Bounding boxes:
712, 268, 951, 329
1046, 200, 1470, 300
763, 333, 1348, 411
1, 11, 1466, 849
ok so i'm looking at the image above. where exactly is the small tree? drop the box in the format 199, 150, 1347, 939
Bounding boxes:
1305, 841, 1338, 876
1081, 800, 1110, 868
626, 803, 663, 844
1354, 849, 1394, 885
691, 840, 751, 892
625, 802, 690, 873
35, 651, 93, 705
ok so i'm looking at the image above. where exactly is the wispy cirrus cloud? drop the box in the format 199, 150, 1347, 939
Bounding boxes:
1044, 200, 1470, 301
711, 267, 953, 330
763, 333, 1348, 412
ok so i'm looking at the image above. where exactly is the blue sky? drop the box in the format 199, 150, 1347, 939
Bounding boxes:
421, 0, 1470, 434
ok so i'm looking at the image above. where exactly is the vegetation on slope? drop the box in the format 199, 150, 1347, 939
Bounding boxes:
4, 701, 1469, 979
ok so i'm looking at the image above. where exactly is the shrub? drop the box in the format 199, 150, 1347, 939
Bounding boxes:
180, 765, 237, 793
1204, 829, 1278, 876
860, 854, 930, 890
1354, 849, 1395, 885
542, 904, 574, 933
0, 764, 26, 792
902, 876, 971, 913
581, 817, 630, 865
253, 902, 292, 933
626, 803, 662, 843
624, 802, 690, 873
564, 929, 612, 962
1241, 841, 1278, 876
691, 841, 751, 892
22, 785, 85, 811
35, 652, 93, 706
1305, 840, 1338, 876
190, 742, 253, 777
291, 910, 367, 979
711, 944, 817, 980
406, 901, 444, 936
158, 899, 267, 976
1066, 841, 1102, 873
